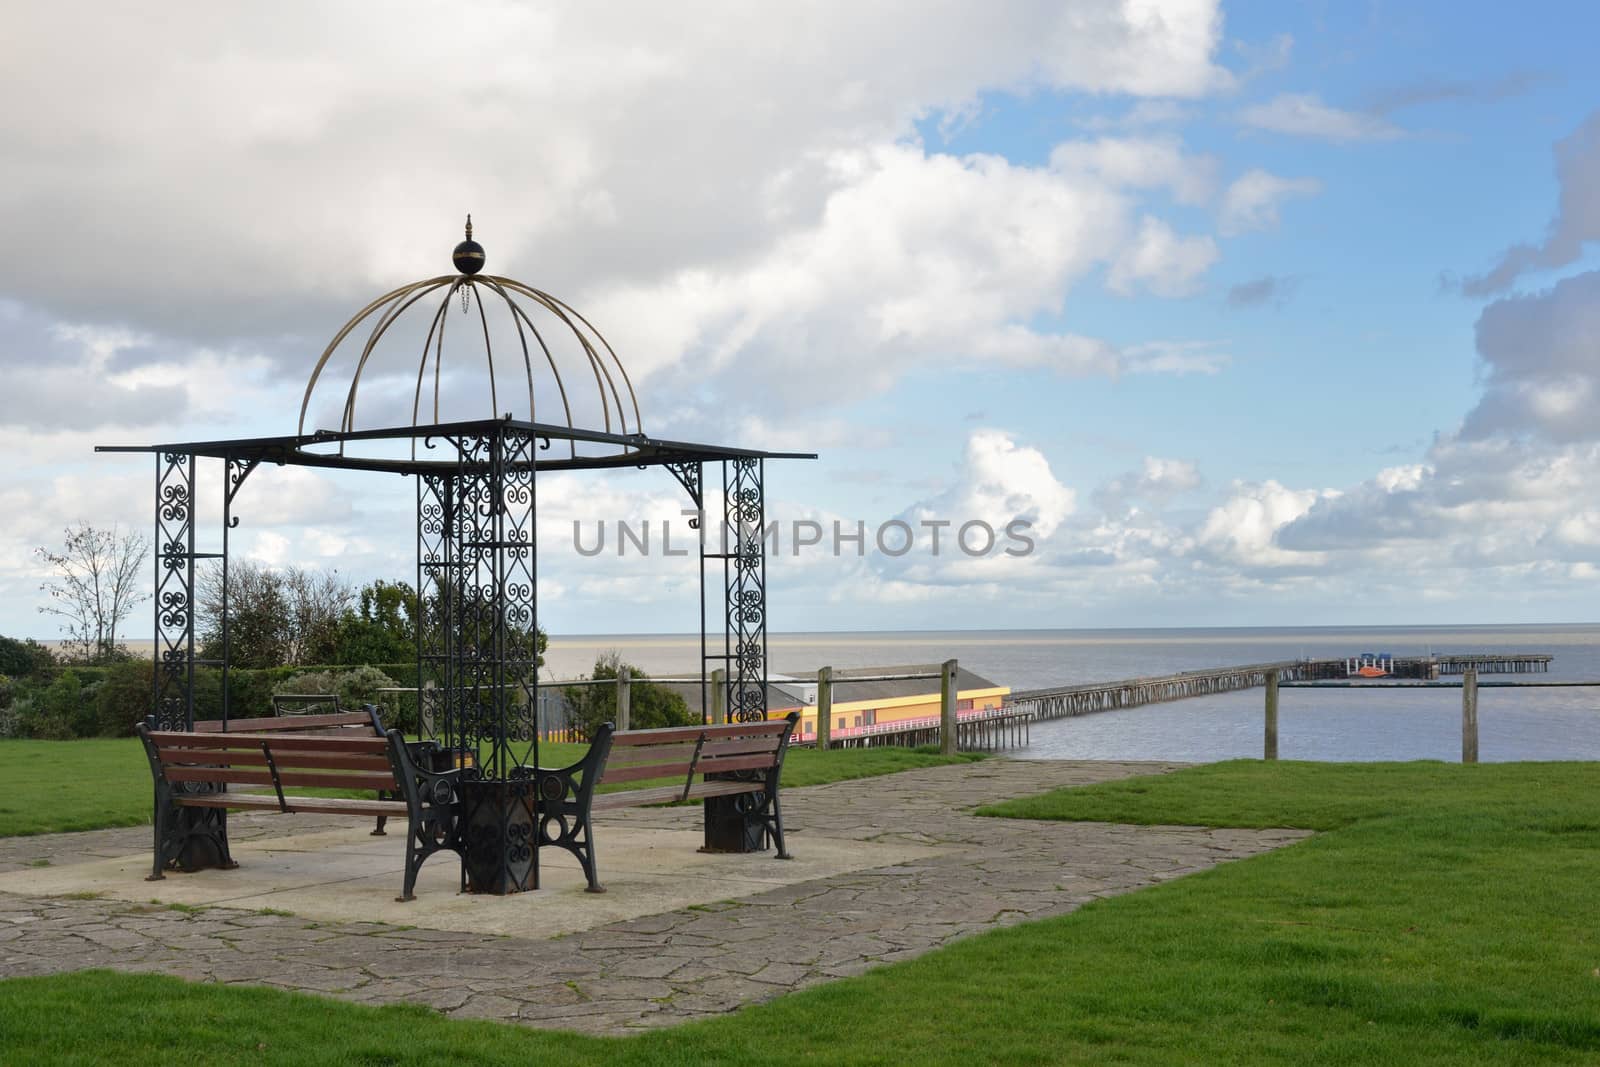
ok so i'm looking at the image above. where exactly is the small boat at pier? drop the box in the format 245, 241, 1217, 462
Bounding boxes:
1347, 652, 1393, 679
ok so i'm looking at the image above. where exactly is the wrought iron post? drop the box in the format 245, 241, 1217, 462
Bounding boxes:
422, 425, 540, 893
153, 452, 197, 730
722, 458, 768, 723
664, 459, 708, 723
417, 469, 452, 749
220, 455, 257, 725
149, 450, 231, 873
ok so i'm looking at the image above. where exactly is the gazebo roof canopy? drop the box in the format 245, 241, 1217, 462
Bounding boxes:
97, 217, 814, 471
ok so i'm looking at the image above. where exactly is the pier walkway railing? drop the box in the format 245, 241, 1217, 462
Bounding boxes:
1003, 653, 1554, 723
1005, 662, 1307, 722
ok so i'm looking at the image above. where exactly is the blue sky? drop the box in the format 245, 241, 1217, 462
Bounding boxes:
4, 1, 1600, 640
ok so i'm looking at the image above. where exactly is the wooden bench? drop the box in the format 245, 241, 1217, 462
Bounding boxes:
535, 712, 800, 893
271, 693, 344, 717
194, 708, 396, 835
135, 723, 461, 901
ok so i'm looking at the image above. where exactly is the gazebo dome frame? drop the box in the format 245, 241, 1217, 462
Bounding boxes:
99, 222, 813, 895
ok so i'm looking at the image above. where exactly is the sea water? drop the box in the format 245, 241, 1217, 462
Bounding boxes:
543, 624, 1600, 763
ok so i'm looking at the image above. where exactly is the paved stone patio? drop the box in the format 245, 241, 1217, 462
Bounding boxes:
0, 759, 1309, 1034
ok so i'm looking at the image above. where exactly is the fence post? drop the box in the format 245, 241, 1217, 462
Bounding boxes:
940, 659, 958, 756
710, 668, 726, 725
1264, 669, 1279, 760
816, 665, 832, 750
1462, 668, 1478, 764
616, 666, 631, 732
420, 680, 437, 738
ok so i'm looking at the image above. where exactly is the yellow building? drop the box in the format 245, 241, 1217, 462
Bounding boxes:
767, 664, 1009, 743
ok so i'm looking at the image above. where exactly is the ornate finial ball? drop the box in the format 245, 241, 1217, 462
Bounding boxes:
452, 238, 485, 274
453, 214, 485, 275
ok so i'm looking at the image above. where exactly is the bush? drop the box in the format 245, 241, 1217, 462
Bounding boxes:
13, 670, 87, 739
93, 659, 155, 736
274, 666, 401, 718
562, 653, 693, 740
0, 677, 19, 739
0, 636, 56, 679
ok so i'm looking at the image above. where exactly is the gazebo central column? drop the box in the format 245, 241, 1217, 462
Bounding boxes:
417, 424, 540, 893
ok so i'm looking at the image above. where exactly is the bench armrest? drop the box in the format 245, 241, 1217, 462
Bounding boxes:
384, 730, 462, 813
525, 722, 614, 815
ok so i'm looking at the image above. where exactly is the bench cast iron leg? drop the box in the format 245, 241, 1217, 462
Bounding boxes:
769, 791, 792, 860
147, 799, 166, 881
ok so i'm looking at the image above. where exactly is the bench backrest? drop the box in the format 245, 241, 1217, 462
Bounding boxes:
137, 727, 400, 801
192, 708, 384, 736
272, 693, 342, 717
598, 713, 800, 797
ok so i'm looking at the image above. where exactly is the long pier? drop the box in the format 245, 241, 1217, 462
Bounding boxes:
1434, 654, 1551, 675
1006, 654, 1551, 722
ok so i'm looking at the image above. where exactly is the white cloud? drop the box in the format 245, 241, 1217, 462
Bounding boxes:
1218, 169, 1322, 236
1121, 339, 1230, 374
1107, 215, 1219, 296
1099, 456, 1203, 508
1197, 480, 1330, 568
592, 143, 1222, 407
0, 1, 1232, 343
1074, 99, 1193, 131
1050, 136, 1217, 205
1238, 93, 1404, 142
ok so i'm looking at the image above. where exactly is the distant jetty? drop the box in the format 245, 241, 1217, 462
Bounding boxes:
1007, 654, 1552, 721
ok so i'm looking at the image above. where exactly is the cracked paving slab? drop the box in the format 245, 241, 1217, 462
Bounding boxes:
0, 759, 1310, 1035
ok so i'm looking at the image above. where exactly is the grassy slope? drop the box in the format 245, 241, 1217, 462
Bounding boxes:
0, 738, 984, 837
3, 760, 1600, 1063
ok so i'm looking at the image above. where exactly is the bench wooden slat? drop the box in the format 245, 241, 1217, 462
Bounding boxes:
155, 750, 392, 772
604, 742, 702, 765
685, 778, 777, 801
147, 732, 390, 753
697, 753, 786, 775
609, 720, 790, 746
174, 794, 408, 816
590, 778, 758, 811
234, 748, 391, 771
590, 784, 684, 809
598, 761, 695, 785
698, 736, 786, 757
165, 767, 397, 790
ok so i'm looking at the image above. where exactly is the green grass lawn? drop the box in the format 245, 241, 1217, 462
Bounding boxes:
0, 737, 984, 837
3, 759, 1599, 1064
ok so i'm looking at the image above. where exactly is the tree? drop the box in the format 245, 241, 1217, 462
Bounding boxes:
562, 652, 692, 739
282, 567, 351, 666
196, 561, 354, 669
36, 522, 149, 664
334, 580, 418, 665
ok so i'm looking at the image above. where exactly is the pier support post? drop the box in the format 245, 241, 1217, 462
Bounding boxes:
615, 667, 631, 732
1462, 668, 1479, 764
816, 665, 832, 750
940, 659, 959, 756
710, 668, 726, 725
1264, 670, 1279, 761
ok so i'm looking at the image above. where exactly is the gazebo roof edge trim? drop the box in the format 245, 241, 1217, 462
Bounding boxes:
95, 416, 816, 471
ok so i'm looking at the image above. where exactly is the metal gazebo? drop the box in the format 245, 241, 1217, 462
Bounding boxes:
100, 219, 813, 894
